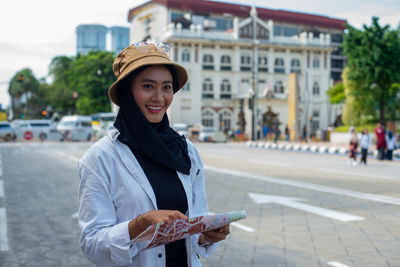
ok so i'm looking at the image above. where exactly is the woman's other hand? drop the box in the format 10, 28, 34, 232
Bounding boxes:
199, 225, 230, 245
128, 210, 187, 239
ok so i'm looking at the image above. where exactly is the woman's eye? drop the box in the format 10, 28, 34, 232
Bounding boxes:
143, 84, 152, 89
164, 85, 172, 90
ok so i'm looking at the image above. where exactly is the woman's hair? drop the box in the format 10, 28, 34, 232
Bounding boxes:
118, 64, 179, 102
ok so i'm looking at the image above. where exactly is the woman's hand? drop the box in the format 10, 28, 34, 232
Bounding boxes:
128, 210, 187, 239
199, 225, 230, 246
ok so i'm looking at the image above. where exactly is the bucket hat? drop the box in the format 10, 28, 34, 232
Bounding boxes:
108, 42, 188, 106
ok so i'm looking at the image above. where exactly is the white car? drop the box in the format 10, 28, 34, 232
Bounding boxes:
0, 122, 16, 141
199, 127, 215, 142
172, 123, 189, 138
57, 115, 93, 141
12, 119, 53, 140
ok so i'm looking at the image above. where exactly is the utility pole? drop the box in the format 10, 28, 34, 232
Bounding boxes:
251, 4, 259, 140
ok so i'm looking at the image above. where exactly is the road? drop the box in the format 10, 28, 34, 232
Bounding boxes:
0, 141, 399, 266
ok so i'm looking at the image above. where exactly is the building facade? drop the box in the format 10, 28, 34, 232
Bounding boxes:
127, 0, 346, 140
76, 24, 129, 55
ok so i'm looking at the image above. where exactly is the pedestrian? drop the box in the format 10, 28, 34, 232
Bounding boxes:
359, 128, 370, 165
302, 125, 307, 142
348, 127, 358, 166
285, 124, 290, 141
374, 123, 386, 160
263, 124, 269, 140
386, 130, 396, 160
78, 42, 229, 267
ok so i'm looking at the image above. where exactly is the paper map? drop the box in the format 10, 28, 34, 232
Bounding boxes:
129, 210, 246, 250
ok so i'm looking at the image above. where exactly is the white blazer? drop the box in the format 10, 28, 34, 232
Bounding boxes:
78, 130, 218, 266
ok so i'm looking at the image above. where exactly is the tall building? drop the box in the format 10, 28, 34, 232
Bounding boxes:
127, 0, 346, 140
76, 24, 108, 55
110, 26, 130, 54
76, 24, 129, 55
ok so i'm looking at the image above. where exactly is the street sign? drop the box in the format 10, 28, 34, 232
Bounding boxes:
23, 131, 33, 140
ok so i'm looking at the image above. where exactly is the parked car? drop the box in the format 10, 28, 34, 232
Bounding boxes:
57, 115, 93, 141
199, 127, 215, 142
172, 123, 189, 138
12, 119, 53, 140
0, 122, 16, 141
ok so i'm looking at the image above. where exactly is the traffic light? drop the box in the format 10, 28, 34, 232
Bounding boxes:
41, 110, 47, 117
18, 75, 24, 82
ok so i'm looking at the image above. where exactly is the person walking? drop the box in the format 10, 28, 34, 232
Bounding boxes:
359, 128, 370, 165
78, 42, 229, 267
284, 125, 290, 141
348, 127, 358, 166
375, 123, 386, 160
386, 130, 396, 160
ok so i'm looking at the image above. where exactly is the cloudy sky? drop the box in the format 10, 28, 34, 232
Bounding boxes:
0, 0, 399, 109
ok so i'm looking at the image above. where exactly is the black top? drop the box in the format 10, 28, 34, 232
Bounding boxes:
132, 149, 188, 266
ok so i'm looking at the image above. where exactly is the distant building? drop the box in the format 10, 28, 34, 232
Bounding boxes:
126, 0, 346, 140
76, 24, 108, 55
110, 26, 130, 54
76, 24, 129, 55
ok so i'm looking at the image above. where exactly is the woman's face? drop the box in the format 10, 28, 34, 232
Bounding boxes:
131, 65, 173, 123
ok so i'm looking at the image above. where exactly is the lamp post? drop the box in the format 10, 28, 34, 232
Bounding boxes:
251, 5, 259, 140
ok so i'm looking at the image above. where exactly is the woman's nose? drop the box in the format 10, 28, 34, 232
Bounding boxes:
151, 87, 163, 101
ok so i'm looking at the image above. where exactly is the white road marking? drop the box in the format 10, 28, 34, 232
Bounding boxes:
319, 168, 395, 180
249, 193, 364, 222
72, 212, 79, 219
0, 208, 9, 251
0, 180, 4, 198
57, 151, 80, 162
209, 212, 255, 233
247, 159, 291, 167
327, 261, 350, 267
204, 165, 400, 206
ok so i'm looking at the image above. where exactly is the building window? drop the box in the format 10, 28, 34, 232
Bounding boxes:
220, 55, 232, 71
220, 79, 231, 99
202, 78, 214, 99
181, 81, 190, 92
274, 81, 284, 94
290, 59, 301, 74
174, 45, 179, 62
240, 53, 251, 71
283, 26, 298, 37
274, 25, 282, 36
181, 49, 190, 62
202, 110, 214, 127
313, 57, 320, 69
195, 44, 199, 63
219, 110, 231, 131
274, 58, 285, 73
258, 56, 268, 72
312, 82, 320, 95
203, 54, 214, 70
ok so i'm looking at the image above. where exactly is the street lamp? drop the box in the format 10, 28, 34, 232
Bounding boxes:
251, 5, 259, 140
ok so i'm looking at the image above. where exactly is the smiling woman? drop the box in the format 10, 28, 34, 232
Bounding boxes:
77, 42, 230, 267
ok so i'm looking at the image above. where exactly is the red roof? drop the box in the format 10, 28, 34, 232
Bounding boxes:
128, 0, 346, 30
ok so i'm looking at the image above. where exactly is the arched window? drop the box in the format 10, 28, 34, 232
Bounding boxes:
240, 53, 251, 71
202, 110, 214, 127
274, 81, 284, 94
220, 79, 231, 99
274, 58, 285, 73
203, 54, 214, 70
313, 57, 320, 69
219, 110, 231, 131
202, 78, 214, 99
181, 49, 190, 62
312, 82, 320, 95
258, 56, 268, 72
220, 55, 231, 71
290, 59, 301, 73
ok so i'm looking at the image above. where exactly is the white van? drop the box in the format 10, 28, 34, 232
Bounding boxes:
57, 115, 93, 141
12, 119, 55, 140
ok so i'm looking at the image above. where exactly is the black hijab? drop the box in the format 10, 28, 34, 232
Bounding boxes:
113, 71, 191, 175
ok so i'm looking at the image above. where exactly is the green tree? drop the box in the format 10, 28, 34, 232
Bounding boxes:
47, 56, 76, 113
326, 82, 345, 104
342, 17, 400, 124
8, 68, 40, 119
69, 51, 115, 115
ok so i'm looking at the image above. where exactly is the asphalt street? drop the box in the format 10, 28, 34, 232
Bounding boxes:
0, 141, 399, 267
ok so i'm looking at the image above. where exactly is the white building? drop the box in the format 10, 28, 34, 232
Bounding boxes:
127, 0, 346, 140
